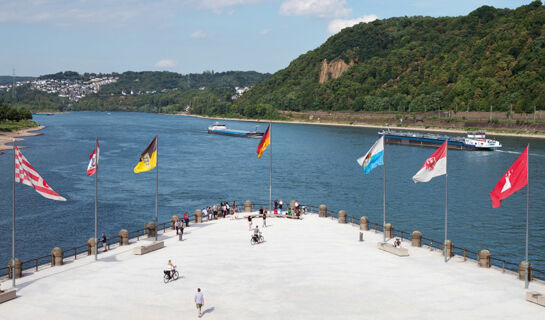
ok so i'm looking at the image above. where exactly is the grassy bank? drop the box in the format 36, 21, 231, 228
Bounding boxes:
0, 120, 40, 132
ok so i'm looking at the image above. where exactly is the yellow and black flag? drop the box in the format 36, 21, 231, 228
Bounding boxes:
134, 136, 157, 173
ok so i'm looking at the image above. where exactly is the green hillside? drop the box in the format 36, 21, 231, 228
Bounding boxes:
237, 1, 545, 114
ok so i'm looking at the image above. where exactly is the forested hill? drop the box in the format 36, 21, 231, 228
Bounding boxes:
236, 1, 545, 114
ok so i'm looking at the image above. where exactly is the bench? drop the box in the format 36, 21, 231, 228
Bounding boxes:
133, 241, 164, 255
0, 289, 16, 304
377, 242, 409, 257
526, 291, 545, 307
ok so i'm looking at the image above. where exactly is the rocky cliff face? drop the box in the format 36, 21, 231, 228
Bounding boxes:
319, 59, 354, 83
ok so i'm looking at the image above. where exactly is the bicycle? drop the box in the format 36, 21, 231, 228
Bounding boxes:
251, 234, 264, 245
163, 269, 179, 283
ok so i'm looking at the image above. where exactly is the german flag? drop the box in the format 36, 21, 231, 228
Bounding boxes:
134, 136, 157, 173
256, 124, 270, 158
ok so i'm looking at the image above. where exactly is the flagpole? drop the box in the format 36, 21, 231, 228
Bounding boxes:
94, 137, 98, 261
383, 144, 386, 243
445, 140, 448, 263
525, 144, 530, 289
155, 136, 158, 241
269, 122, 272, 213
12, 139, 16, 287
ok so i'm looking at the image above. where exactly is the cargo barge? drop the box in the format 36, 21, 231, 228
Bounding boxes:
208, 122, 264, 138
378, 129, 502, 151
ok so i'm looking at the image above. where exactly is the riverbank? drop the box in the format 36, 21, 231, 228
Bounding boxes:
0, 126, 45, 155
176, 113, 545, 139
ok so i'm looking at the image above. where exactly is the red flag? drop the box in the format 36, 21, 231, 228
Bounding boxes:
412, 141, 447, 183
87, 139, 100, 176
15, 146, 67, 201
490, 146, 528, 208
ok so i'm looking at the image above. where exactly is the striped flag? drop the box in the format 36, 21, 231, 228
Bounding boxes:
15, 146, 67, 201
412, 141, 447, 183
357, 136, 384, 174
134, 136, 158, 173
256, 124, 270, 158
87, 138, 99, 176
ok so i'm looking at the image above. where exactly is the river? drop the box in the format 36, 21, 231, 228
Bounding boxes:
0, 112, 544, 274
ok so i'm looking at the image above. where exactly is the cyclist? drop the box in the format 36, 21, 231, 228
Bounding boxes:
252, 226, 261, 243
166, 259, 176, 279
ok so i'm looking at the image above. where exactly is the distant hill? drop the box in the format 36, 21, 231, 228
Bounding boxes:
237, 1, 545, 114
0, 76, 36, 85
0, 70, 271, 114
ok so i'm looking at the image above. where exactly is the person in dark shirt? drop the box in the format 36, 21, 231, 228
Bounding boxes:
100, 233, 107, 252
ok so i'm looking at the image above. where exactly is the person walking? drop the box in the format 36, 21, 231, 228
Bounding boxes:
248, 215, 252, 230
195, 288, 204, 318
263, 209, 267, 227
100, 232, 108, 252
184, 212, 189, 227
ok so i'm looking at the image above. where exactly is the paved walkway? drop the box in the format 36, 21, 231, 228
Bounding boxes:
1, 214, 544, 319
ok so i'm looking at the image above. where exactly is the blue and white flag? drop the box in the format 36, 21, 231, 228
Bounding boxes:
357, 136, 384, 174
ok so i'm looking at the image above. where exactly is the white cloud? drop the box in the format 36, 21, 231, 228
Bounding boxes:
155, 59, 177, 68
190, 30, 208, 38
260, 28, 271, 35
279, 0, 351, 19
327, 14, 378, 34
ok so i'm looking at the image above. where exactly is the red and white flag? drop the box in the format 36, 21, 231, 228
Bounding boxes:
15, 146, 67, 201
412, 141, 447, 183
87, 139, 100, 176
490, 146, 528, 208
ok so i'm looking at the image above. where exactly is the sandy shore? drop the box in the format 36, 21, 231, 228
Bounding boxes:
177, 113, 545, 139
0, 126, 45, 155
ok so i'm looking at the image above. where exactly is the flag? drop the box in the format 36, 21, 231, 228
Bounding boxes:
357, 136, 384, 174
256, 125, 270, 158
413, 140, 447, 183
15, 146, 67, 201
490, 146, 528, 208
134, 136, 158, 173
87, 138, 100, 176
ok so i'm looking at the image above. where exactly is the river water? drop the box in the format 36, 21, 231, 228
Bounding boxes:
0, 112, 544, 274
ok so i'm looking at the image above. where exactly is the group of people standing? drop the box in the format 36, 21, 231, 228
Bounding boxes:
202, 201, 238, 221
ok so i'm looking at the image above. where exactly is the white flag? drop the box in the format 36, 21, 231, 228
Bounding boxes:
412, 141, 447, 183
87, 139, 100, 176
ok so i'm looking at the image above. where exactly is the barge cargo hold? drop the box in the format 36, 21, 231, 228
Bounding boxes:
208, 122, 264, 138
378, 129, 502, 151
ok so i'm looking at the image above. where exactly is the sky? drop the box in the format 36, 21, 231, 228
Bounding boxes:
0, 0, 533, 76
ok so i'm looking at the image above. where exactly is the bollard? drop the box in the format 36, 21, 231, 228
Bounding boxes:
360, 216, 369, 230
87, 238, 97, 255
478, 250, 491, 268
444, 240, 454, 258
8, 258, 22, 279
171, 215, 179, 230
194, 209, 202, 223
411, 231, 422, 247
384, 223, 393, 239
319, 204, 327, 218
338, 210, 347, 223
50, 247, 63, 266
359, 232, 363, 242
179, 233, 183, 241
244, 200, 252, 213
147, 222, 157, 238
119, 229, 129, 246
518, 261, 533, 281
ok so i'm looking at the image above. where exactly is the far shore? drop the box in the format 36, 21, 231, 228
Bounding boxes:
175, 113, 545, 139
0, 126, 45, 155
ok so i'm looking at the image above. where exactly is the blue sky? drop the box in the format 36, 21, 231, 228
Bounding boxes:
0, 0, 532, 76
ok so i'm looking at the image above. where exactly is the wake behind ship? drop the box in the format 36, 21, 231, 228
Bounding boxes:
378, 129, 502, 151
